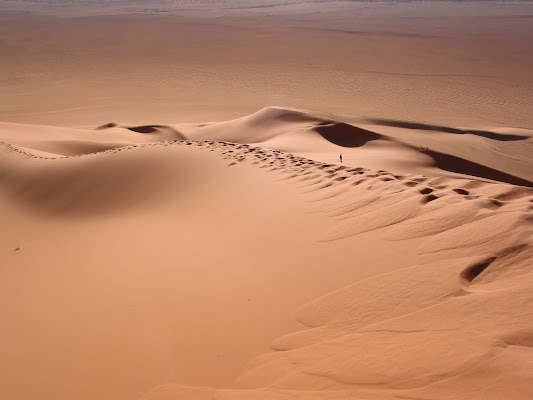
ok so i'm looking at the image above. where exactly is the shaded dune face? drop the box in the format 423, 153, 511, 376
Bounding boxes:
366, 118, 531, 142
97, 123, 187, 140
312, 121, 532, 186
418, 148, 533, 188
0, 144, 204, 216
180, 107, 533, 187
1, 107, 533, 400
123, 125, 185, 138
312, 120, 533, 187
314, 122, 383, 148
127, 125, 165, 134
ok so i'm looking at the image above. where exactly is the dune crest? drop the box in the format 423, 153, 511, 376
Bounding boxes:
1, 108, 532, 400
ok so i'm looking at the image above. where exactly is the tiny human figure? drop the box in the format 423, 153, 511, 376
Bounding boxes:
340, 153, 343, 162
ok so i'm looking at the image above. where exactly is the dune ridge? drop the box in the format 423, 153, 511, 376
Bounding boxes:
139, 140, 532, 399
2, 2, 533, 398
1, 107, 532, 400
4, 106, 531, 185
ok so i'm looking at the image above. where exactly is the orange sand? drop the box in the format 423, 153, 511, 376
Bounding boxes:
1, 2, 533, 400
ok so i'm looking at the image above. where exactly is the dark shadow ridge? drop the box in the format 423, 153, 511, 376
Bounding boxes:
126, 125, 165, 134
460, 244, 530, 287
95, 123, 186, 139
97, 123, 187, 140
315, 121, 532, 186
422, 148, 533, 188
127, 125, 187, 140
315, 122, 384, 148
95, 122, 118, 130
368, 118, 530, 141
461, 257, 496, 284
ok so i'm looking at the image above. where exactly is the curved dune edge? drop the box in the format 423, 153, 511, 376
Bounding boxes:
2, 106, 532, 185
1, 108, 533, 400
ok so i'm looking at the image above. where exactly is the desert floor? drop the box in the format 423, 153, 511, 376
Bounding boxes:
1, 1, 533, 399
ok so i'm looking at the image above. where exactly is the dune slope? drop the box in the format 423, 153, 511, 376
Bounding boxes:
0, 108, 532, 400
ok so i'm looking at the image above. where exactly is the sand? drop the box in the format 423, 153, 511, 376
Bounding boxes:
1, 1, 533, 400
2, 1, 533, 127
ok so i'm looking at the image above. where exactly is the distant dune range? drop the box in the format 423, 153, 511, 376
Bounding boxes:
1, 107, 533, 400
1, 1, 533, 128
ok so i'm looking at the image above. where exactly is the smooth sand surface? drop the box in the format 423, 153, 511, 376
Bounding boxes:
1, 1, 533, 400
1, 106, 533, 400
1, 1, 533, 127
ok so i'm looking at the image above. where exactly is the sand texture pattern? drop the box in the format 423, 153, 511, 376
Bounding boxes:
1, 106, 533, 400
1, 1, 533, 399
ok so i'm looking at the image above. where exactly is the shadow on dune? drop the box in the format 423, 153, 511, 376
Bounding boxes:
314, 118, 532, 187
368, 118, 530, 141
315, 122, 384, 147
126, 125, 165, 134
95, 123, 118, 129
421, 148, 533, 188
95, 123, 187, 139
126, 125, 187, 140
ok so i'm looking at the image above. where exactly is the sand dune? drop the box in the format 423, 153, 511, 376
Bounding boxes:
1, 1, 533, 399
4, 105, 532, 184
113, 106, 533, 186
1, 106, 532, 400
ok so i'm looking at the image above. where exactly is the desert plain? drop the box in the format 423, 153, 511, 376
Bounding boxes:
1, 0, 533, 399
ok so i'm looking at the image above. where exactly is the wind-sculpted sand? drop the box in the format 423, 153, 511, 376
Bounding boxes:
1, 106, 532, 400
2, 0, 533, 398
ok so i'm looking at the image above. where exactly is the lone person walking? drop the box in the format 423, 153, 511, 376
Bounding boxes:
339, 153, 343, 163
